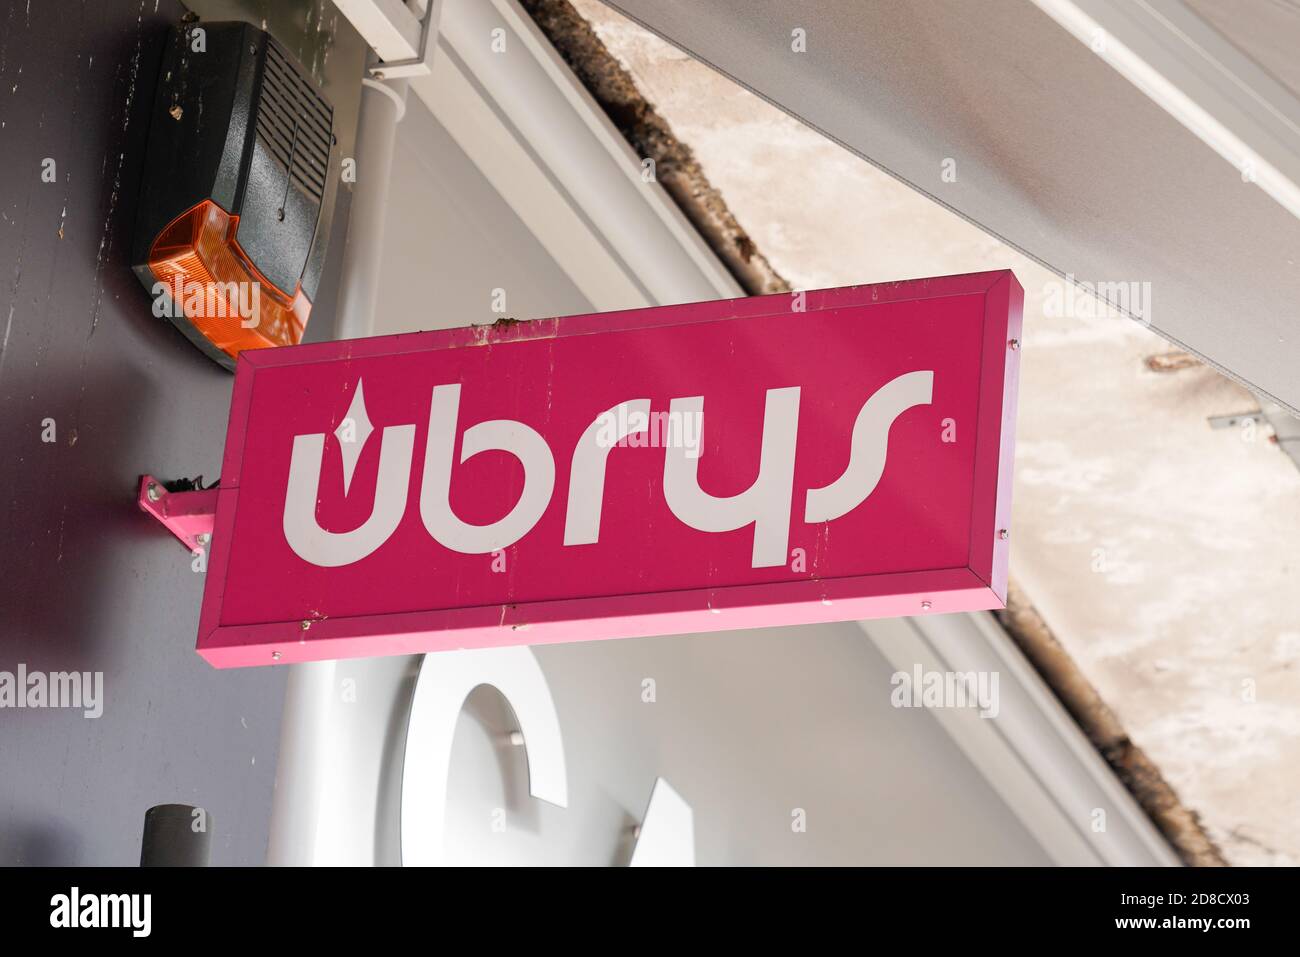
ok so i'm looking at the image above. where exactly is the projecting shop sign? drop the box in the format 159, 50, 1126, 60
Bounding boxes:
196, 271, 1022, 667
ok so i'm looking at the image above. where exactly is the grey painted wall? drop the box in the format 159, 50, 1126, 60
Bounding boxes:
0, 0, 361, 865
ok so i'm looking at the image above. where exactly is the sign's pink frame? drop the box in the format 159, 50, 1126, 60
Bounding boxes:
197, 270, 1022, 667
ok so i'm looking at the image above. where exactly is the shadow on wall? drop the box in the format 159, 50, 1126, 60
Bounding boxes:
0, 0, 288, 866
0, 366, 161, 664
7, 813, 85, 867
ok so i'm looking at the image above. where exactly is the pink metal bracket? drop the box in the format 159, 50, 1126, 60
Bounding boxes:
137, 474, 218, 554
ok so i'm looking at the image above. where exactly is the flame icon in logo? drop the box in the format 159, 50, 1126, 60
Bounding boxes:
336, 380, 374, 496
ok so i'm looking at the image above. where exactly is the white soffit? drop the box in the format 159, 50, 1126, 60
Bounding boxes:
1031, 0, 1300, 223
408, 0, 741, 312
605, 0, 1300, 416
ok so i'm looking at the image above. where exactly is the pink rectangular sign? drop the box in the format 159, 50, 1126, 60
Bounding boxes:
197, 270, 1022, 667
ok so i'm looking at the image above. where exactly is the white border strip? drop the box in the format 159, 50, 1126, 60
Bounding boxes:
1032, 0, 1300, 222
865, 612, 1181, 866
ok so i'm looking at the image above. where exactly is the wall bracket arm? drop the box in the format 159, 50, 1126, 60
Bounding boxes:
137, 474, 217, 554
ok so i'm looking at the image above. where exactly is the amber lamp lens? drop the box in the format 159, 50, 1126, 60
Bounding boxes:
148, 200, 310, 362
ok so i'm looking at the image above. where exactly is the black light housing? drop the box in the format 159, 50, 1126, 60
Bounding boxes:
132, 18, 336, 370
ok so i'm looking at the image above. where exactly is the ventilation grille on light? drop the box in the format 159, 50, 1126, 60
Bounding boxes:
255, 40, 332, 204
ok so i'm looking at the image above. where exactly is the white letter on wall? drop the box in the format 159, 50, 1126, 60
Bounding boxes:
401, 646, 568, 867
630, 777, 696, 867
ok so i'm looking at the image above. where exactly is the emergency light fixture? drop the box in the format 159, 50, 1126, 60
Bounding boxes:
132, 19, 335, 370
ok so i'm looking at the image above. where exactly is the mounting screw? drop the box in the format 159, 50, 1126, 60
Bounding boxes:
998, 528, 1010, 540
146, 482, 161, 502
920, 600, 932, 611
168, 104, 183, 122
271, 651, 282, 661
196, 533, 210, 546
300, 620, 312, 631
1008, 338, 1020, 351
